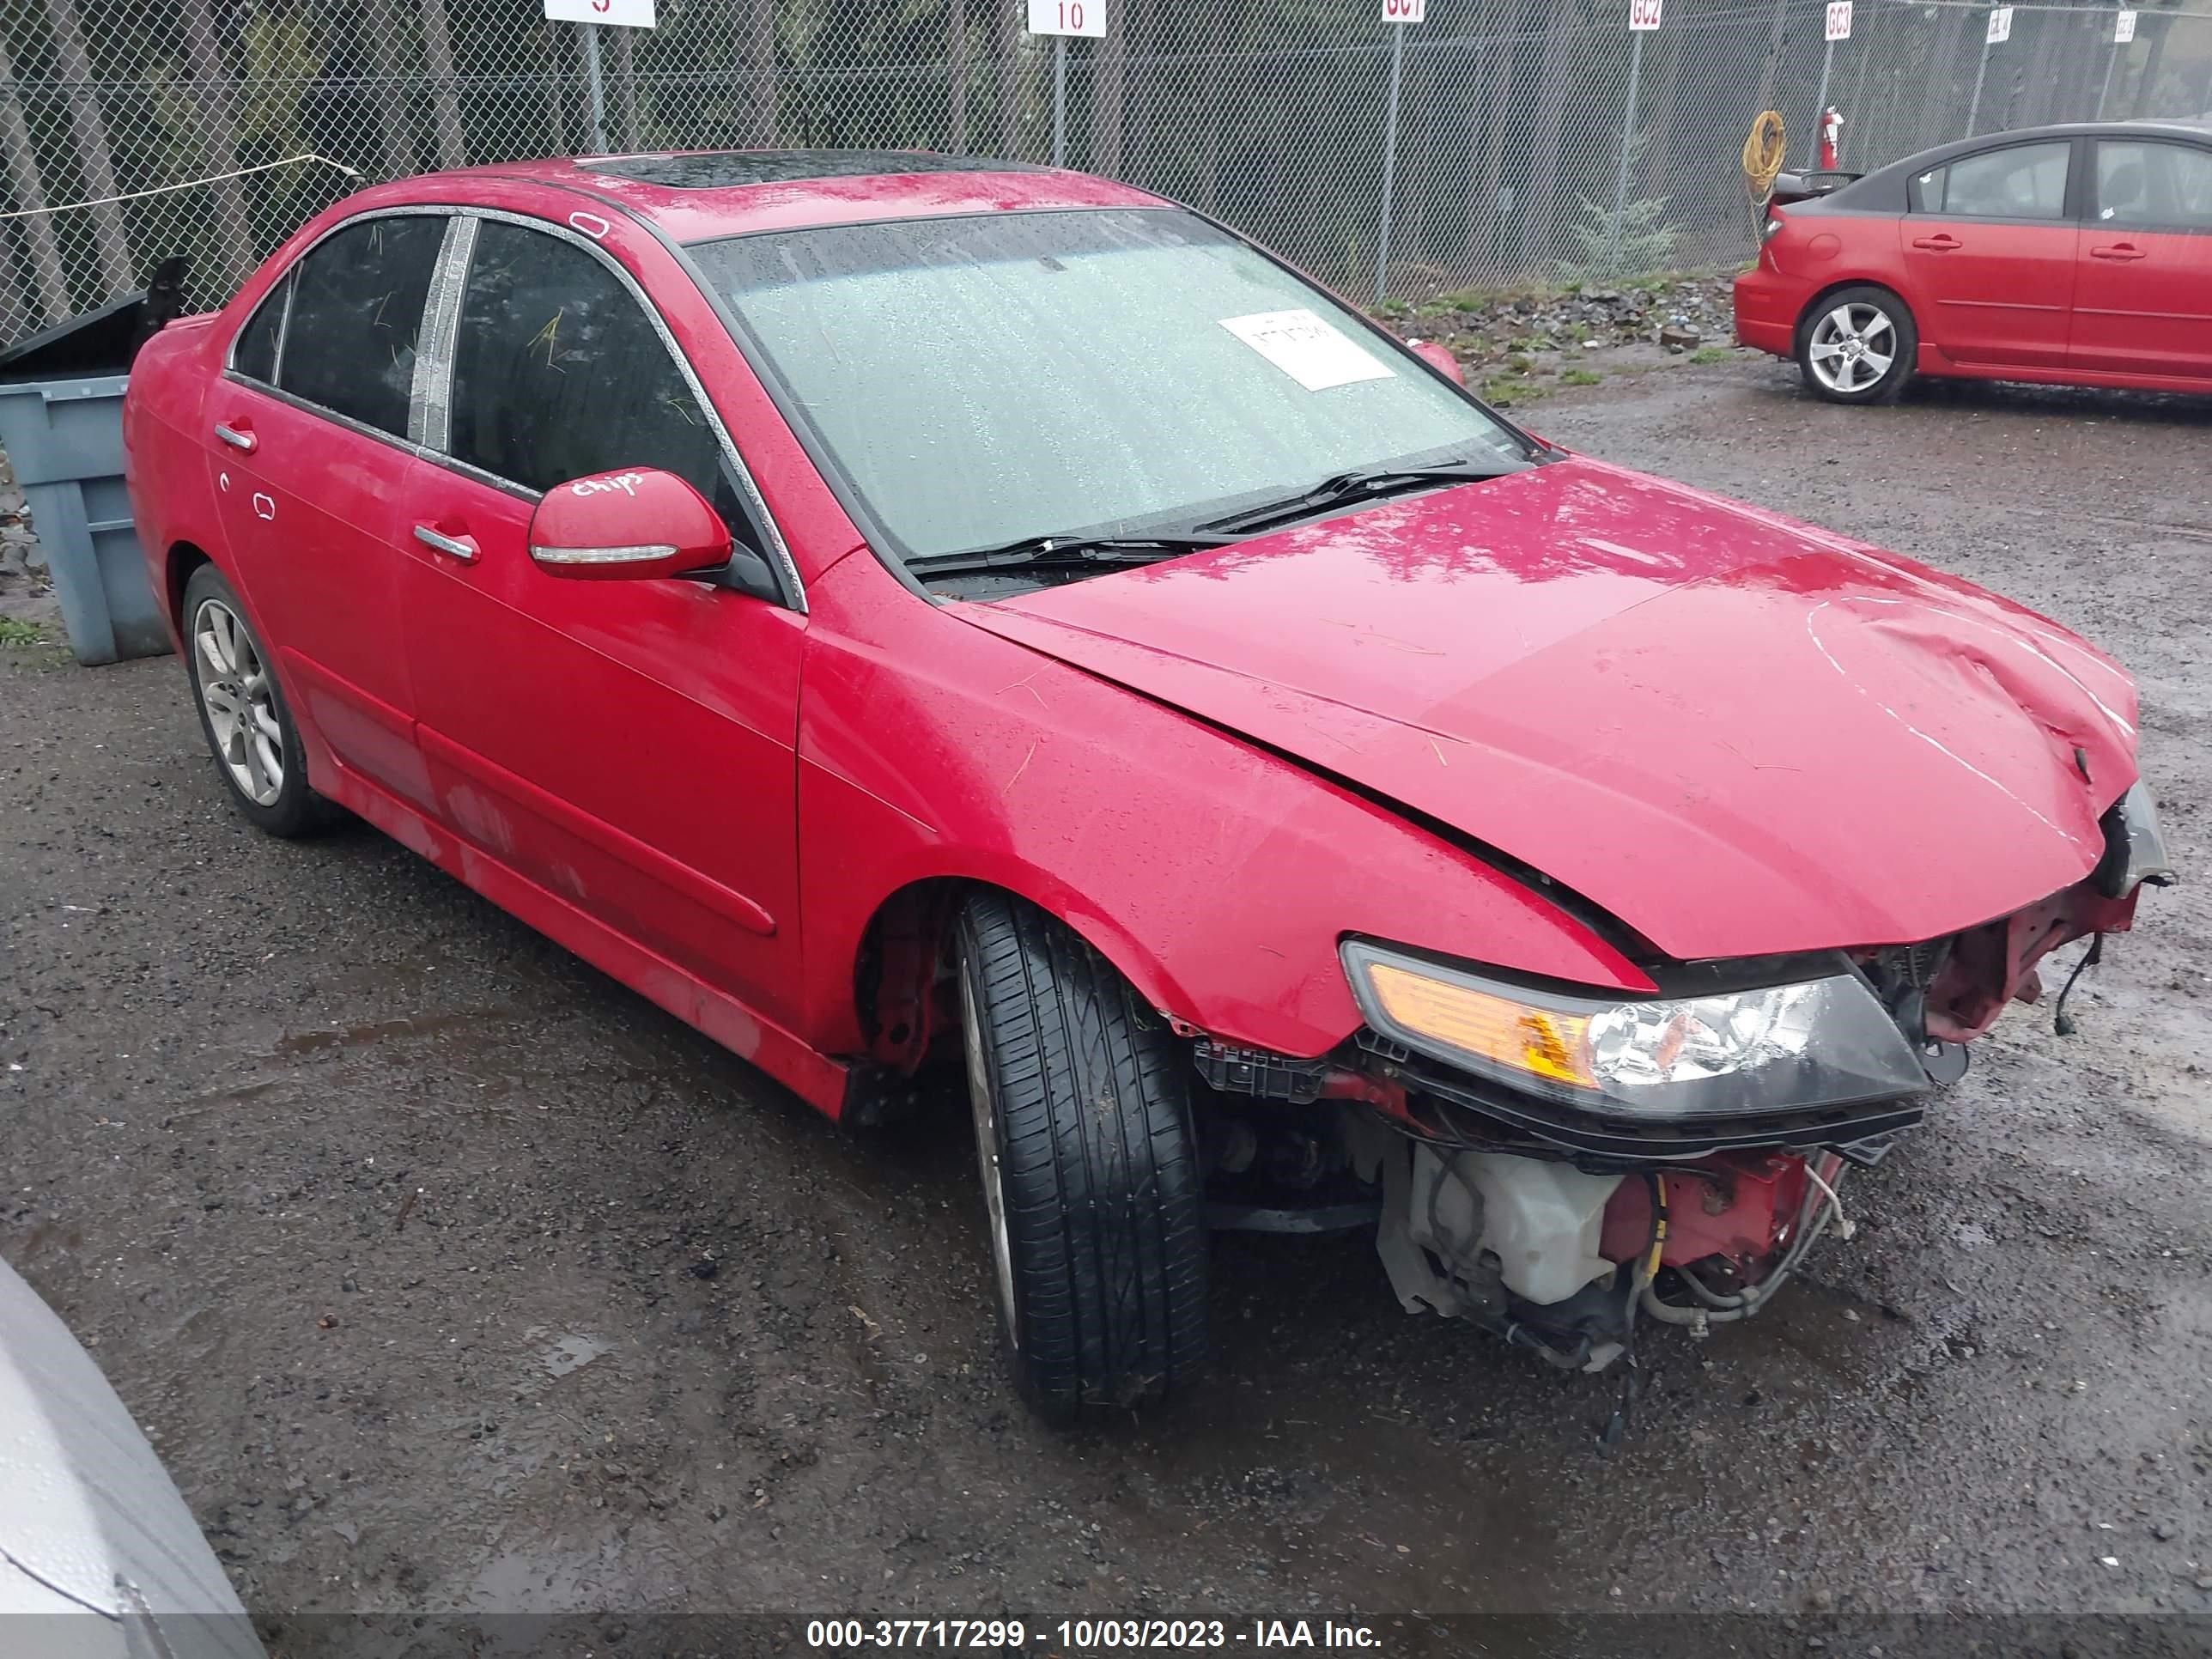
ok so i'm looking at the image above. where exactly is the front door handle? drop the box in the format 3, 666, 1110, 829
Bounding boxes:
412, 523, 480, 563
213, 422, 258, 453
2090, 243, 2147, 261
1911, 234, 1961, 252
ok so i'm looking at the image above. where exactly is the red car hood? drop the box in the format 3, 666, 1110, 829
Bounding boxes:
956, 457, 2139, 963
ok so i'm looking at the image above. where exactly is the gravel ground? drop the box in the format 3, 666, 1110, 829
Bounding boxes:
4, 355, 2210, 1657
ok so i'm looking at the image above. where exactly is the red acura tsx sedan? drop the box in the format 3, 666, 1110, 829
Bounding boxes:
125, 151, 2169, 1419
1736, 119, 2212, 403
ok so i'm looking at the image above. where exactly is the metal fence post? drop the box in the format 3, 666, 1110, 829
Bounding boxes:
1375, 25, 1406, 305
1965, 9, 1993, 137
1807, 38, 1835, 167
1607, 30, 1645, 275
2095, 7, 2128, 118
1053, 37, 1068, 166
580, 24, 608, 155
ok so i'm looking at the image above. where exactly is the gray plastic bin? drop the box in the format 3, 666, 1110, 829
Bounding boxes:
0, 374, 166, 665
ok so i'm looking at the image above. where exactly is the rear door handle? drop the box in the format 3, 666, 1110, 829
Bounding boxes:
213, 422, 258, 453
1911, 234, 1961, 252
413, 523, 480, 563
2090, 243, 2147, 261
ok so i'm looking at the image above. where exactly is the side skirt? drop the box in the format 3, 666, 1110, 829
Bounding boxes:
318, 755, 852, 1119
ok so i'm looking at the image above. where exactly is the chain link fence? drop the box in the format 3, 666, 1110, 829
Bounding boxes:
0, 0, 2207, 345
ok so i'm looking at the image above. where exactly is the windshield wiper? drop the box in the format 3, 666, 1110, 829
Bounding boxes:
1199, 460, 1516, 536
907, 530, 1237, 578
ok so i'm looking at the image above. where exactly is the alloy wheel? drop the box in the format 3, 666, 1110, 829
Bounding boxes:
191, 598, 284, 807
1807, 302, 1897, 396
961, 963, 1022, 1347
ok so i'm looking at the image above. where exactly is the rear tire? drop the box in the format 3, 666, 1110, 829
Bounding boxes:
1796, 284, 1917, 404
181, 563, 334, 838
957, 892, 1209, 1421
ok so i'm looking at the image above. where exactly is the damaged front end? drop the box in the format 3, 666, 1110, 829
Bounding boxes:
1193, 781, 2173, 1373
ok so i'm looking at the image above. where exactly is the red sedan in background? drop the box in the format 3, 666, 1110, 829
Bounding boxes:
124, 152, 2167, 1419
1736, 119, 2212, 403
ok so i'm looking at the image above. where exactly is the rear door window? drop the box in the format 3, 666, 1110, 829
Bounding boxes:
232, 276, 287, 383
2094, 140, 2212, 230
275, 215, 448, 438
443, 220, 723, 500
1931, 143, 2072, 221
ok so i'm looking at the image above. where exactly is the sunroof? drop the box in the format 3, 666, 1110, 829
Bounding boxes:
580, 151, 1041, 189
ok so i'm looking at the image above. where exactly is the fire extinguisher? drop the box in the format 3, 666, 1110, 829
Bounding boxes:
1818, 106, 1844, 171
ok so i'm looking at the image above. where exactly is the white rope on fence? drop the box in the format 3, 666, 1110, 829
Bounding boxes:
0, 154, 362, 222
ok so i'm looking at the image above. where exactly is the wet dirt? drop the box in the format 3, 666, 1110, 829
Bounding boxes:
3, 360, 2209, 1650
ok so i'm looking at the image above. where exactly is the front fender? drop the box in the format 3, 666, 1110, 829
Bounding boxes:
793, 557, 1652, 1060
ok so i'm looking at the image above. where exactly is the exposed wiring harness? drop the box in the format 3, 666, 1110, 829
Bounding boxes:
1638, 1153, 1847, 1327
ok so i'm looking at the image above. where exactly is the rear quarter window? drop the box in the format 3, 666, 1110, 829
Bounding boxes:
231, 276, 286, 383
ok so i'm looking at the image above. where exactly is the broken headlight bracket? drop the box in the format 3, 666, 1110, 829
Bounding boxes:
1192, 1039, 1330, 1104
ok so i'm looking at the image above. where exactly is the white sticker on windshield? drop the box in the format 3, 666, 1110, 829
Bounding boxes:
1219, 308, 1395, 392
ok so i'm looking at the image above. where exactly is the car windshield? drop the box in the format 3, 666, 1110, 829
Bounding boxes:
686, 209, 1531, 565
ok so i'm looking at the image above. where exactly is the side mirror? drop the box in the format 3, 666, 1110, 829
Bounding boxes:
528, 467, 732, 581
1407, 339, 1464, 386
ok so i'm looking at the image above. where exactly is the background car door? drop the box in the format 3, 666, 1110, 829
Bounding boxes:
1899, 140, 2079, 369
2070, 137, 2212, 382
400, 216, 807, 1025
206, 212, 449, 806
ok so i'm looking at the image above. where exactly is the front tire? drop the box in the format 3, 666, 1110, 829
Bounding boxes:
1796, 284, 1917, 404
182, 563, 331, 837
957, 893, 1209, 1421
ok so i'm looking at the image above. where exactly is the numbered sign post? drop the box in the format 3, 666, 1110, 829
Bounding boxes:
1372, 0, 1424, 302
545, 1, 658, 154
1964, 4, 2012, 138
1608, 0, 1661, 273
1807, 1, 1849, 167
1029, 0, 1106, 167
2098, 9, 2137, 118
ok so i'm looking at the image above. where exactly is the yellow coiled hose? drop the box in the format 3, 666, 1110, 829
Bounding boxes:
1742, 110, 1787, 208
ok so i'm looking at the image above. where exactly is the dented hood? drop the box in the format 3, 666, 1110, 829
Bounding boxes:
957, 457, 2139, 963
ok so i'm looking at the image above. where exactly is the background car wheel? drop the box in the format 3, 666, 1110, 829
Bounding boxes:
957, 891, 1209, 1421
1796, 285, 1917, 404
182, 563, 333, 837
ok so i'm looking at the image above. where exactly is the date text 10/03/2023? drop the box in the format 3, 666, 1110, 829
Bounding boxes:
804, 1619, 1383, 1650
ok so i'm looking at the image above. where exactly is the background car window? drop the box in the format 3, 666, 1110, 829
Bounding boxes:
446, 222, 723, 500
276, 216, 446, 437
232, 276, 286, 382
2096, 141, 2212, 229
1938, 143, 2070, 221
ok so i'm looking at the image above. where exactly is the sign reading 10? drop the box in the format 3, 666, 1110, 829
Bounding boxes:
1027, 0, 1106, 37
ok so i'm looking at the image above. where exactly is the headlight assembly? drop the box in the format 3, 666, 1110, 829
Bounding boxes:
1340, 939, 1929, 1120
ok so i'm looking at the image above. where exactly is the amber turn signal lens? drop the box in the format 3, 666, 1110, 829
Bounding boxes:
1364, 961, 1597, 1088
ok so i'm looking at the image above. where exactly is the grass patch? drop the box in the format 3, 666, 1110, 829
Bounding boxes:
1480, 376, 1547, 406
0, 615, 47, 647
1688, 346, 1734, 365
1558, 368, 1603, 386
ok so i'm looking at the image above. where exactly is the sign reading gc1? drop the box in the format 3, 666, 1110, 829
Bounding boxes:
1382, 0, 1424, 21
1027, 0, 1105, 36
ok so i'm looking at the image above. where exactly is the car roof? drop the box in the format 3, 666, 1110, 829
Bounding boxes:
408, 150, 1172, 244
1819, 118, 2212, 214
1900, 118, 2211, 170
